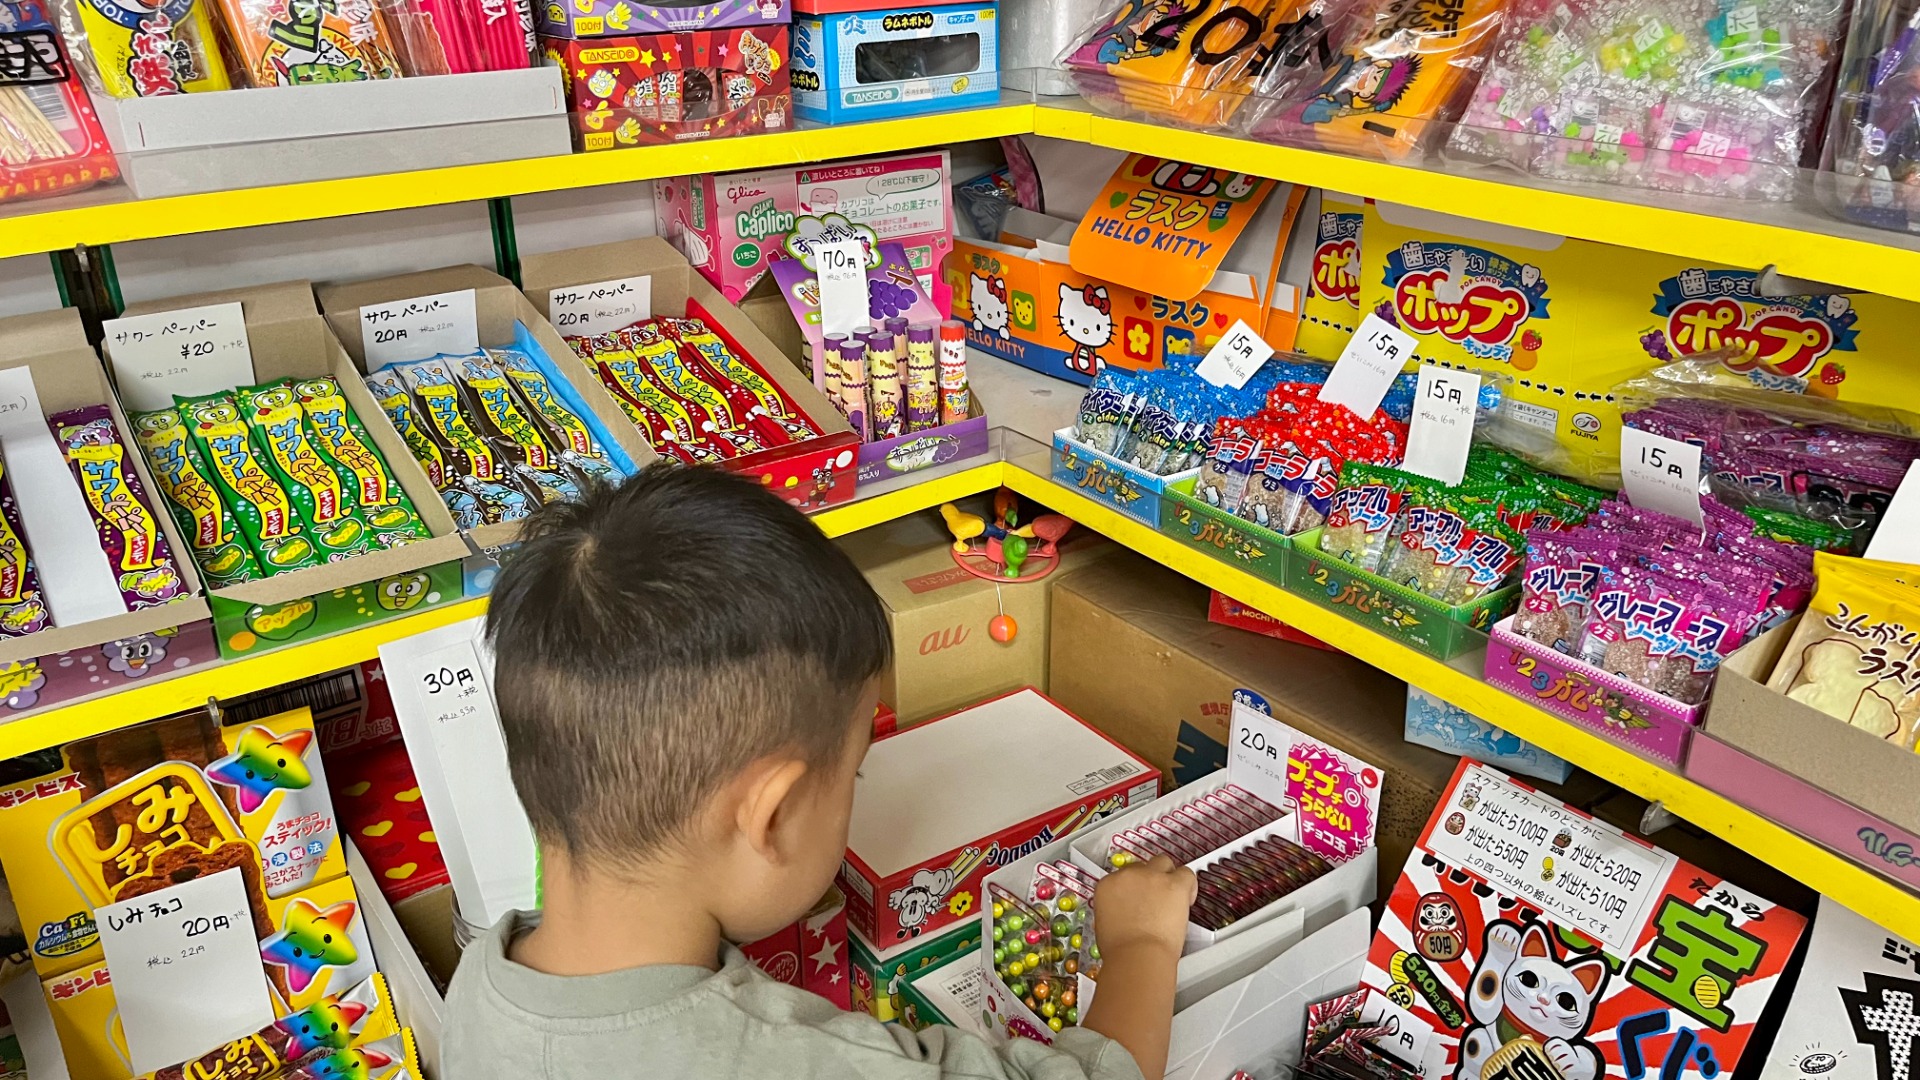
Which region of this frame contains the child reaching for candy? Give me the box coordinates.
[443,466,1197,1080]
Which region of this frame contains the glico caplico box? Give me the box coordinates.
[545,27,792,150]
[947,155,1305,387]
[792,4,999,126]
[838,688,1158,946]
[0,707,345,983]
[849,918,980,1022]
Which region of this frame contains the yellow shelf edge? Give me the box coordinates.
[1002,463,1920,939]
[812,461,1006,538]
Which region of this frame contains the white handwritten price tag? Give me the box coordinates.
[1194,319,1274,389]
[381,616,538,926]
[549,275,652,337]
[816,238,869,339]
[1320,312,1414,419]
[103,302,255,413]
[1866,460,1920,565]
[360,289,480,367]
[1620,427,1704,531]
[95,868,273,1073]
[1402,366,1480,487]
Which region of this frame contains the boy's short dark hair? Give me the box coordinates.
[486,466,891,867]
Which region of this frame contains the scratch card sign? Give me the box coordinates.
[1761,895,1920,1080]
[1364,761,1806,1080]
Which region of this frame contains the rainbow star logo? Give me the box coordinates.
[207,726,314,813]
[274,993,370,1057]
[260,899,359,993]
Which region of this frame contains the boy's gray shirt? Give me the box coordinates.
[443,913,1148,1080]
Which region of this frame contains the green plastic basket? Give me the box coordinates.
[1284,527,1518,660]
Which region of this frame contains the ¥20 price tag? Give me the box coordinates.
[360,289,480,367]
[549,275,652,337]
[815,238,869,339]
[1319,312,1413,419]
[95,868,273,1073]
[103,302,255,412]
[1402,365,1480,487]
[1194,319,1274,389]
[1620,427,1704,531]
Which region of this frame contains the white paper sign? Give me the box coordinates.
[95,868,274,1074]
[102,302,255,412]
[1866,459,1920,564]
[1226,697,1382,863]
[0,367,125,624]
[360,289,480,367]
[381,616,539,927]
[549,275,652,337]
[1319,313,1413,418]
[816,238,868,339]
[1620,427,1704,531]
[1194,319,1275,390]
[1359,988,1434,1065]
[1424,763,1677,956]
[1402,366,1480,486]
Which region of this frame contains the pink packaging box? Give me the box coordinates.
[655,150,953,310]
[1482,615,1702,767]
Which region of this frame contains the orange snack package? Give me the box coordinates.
[215,0,404,86]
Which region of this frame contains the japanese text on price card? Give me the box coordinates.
[1319,312,1413,418]
[816,238,869,339]
[1620,427,1704,532]
[549,275,652,337]
[1402,366,1479,486]
[1195,319,1274,389]
[1226,699,1380,863]
[104,302,255,412]
[95,868,273,1074]
[361,289,480,367]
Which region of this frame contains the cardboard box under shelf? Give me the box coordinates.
[516,237,862,512]
[1484,615,1701,768]
[0,309,217,714]
[1704,617,1920,839]
[1283,527,1514,660]
[1156,474,1291,587]
[315,263,659,589]
[97,68,569,200]
[1051,428,1194,528]
[118,281,472,658]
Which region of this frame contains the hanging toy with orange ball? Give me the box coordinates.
[989,614,1018,643]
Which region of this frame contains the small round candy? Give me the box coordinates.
[1052,915,1072,937]
[1025,928,1045,946]
[992,902,1005,920]
[1064,957,1080,975]
[1065,1007,1079,1024]
[1034,882,1055,901]
[1048,946,1064,962]
[1108,852,1131,868]
[1058,895,1078,913]
[1007,960,1024,977]
[1025,996,1038,1011]
[1024,951,1041,968]
[992,925,1004,943]
[1069,932,1083,949]
[1033,981,1051,1000]
[1041,1001,1057,1018]
[1007,915,1025,931]
[1060,988,1077,1008]
[1048,1017,1064,1032]
[1010,979,1028,997]
[993,946,1006,965]
[1089,943,1101,960]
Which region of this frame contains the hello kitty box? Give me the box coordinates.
[1362,760,1805,1080]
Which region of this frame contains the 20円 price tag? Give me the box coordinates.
[360,289,480,367]
[816,238,869,339]
[1194,319,1274,389]
[103,302,255,412]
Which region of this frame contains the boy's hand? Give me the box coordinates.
[1092,855,1197,960]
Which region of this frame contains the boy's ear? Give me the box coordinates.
[734,757,811,862]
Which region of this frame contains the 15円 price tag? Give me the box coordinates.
[103,302,255,412]
[1402,366,1480,487]
[815,238,869,339]
[1320,313,1413,419]
[1194,319,1274,389]
[95,867,273,1073]
[360,289,480,367]
[549,275,652,337]
[1620,427,1703,532]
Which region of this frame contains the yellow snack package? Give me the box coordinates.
[68,0,234,97]
[1766,552,1920,748]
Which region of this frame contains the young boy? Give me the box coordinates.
[444,467,1197,1080]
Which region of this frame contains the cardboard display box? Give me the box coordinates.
[849,918,980,1022]
[545,27,793,150]
[1047,551,1456,898]
[0,309,218,715]
[792,4,1000,127]
[314,261,658,583]
[839,688,1158,946]
[116,281,473,658]
[840,508,1109,724]
[515,237,863,512]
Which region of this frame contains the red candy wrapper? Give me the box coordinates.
[48,405,186,612]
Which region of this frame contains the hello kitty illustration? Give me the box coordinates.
[1456,921,1607,1080]
[1057,283,1113,376]
[971,274,1010,339]
[887,868,955,938]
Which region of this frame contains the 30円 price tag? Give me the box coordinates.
[1194,319,1275,389]
[1320,313,1414,419]
[360,289,480,367]
[815,238,869,339]
[95,868,273,1073]
[549,275,652,337]
[103,302,255,412]
[1402,366,1480,487]
[1620,427,1704,532]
